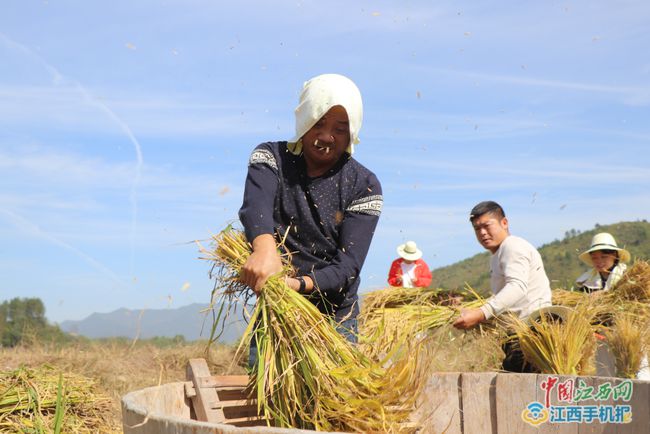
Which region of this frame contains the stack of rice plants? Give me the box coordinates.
[506,304,597,375]
[0,365,115,433]
[358,286,487,359]
[588,260,650,330]
[604,313,650,378]
[202,228,423,433]
[552,288,616,324]
[551,288,588,307]
[610,260,650,302]
[362,286,441,311]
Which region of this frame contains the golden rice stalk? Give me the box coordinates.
[0,365,115,433]
[621,300,650,322]
[604,313,650,379]
[552,288,625,328]
[358,298,485,359]
[201,228,423,433]
[551,288,588,306]
[362,286,441,311]
[506,304,597,375]
[611,260,650,302]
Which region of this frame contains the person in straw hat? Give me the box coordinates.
[387,241,432,288]
[575,233,650,380]
[453,201,552,372]
[238,74,382,360]
[575,232,631,293]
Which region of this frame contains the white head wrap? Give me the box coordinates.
[288,73,363,155]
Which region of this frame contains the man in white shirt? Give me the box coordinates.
[453,201,552,372]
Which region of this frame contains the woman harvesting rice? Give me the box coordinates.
[238,74,382,363]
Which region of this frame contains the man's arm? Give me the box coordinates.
[454,242,531,328]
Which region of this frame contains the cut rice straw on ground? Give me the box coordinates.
[506,304,597,375]
[201,227,425,433]
[0,365,115,433]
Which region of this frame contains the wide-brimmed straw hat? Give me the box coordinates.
[578,232,631,266]
[397,241,422,261]
[526,305,574,326]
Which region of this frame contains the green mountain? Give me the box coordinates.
[431,220,650,293]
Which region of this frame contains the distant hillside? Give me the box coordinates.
[60,303,247,344]
[431,220,650,293]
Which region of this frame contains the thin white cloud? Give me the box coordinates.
[0,84,287,137]
[370,154,650,184]
[0,146,135,187]
[421,67,650,105]
[0,193,103,212]
[0,145,243,248]
[364,108,554,142]
[1,31,146,276]
[0,145,241,192]
[0,209,127,286]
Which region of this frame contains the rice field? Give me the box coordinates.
[2,238,648,432]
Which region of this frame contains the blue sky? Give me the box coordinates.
[2,1,649,324]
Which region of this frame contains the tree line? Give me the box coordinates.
[0,297,69,347]
[1,297,192,348]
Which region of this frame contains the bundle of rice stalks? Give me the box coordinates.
[0,365,115,433]
[551,288,588,307]
[358,285,488,358]
[552,288,623,327]
[506,305,597,375]
[362,286,441,311]
[611,260,650,302]
[604,313,650,379]
[201,228,423,433]
[358,298,487,359]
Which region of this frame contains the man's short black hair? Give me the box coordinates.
[469,201,505,222]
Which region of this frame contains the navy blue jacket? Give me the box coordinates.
[238,142,382,320]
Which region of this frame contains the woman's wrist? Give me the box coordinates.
[296,276,307,293]
[288,275,314,293]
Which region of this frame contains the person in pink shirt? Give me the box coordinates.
[387,241,432,288]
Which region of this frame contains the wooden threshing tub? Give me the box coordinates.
[122,359,650,433]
